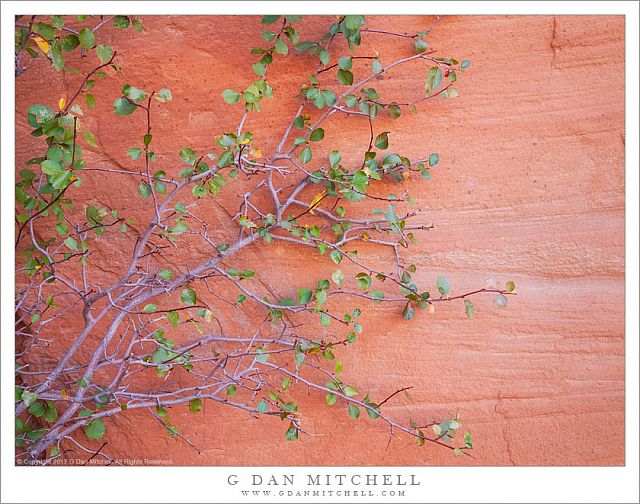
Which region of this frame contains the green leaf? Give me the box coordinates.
[181,288,197,306]
[64,237,79,252]
[180,147,198,165]
[315,289,327,307]
[227,384,237,397]
[252,62,267,76]
[138,181,151,198]
[344,94,358,107]
[113,16,131,29]
[61,34,80,52]
[128,147,143,160]
[371,59,382,74]
[325,393,337,406]
[319,49,330,65]
[21,391,37,407]
[494,294,508,307]
[85,93,96,109]
[142,304,156,313]
[464,431,473,448]
[274,38,288,55]
[28,402,46,417]
[83,131,97,148]
[28,104,54,127]
[95,44,113,63]
[388,104,401,119]
[285,425,299,441]
[464,300,475,319]
[365,403,380,420]
[78,28,95,50]
[320,312,330,327]
[222,89,240,104]
[370,290,385,301]
[337,69,353,86]
[295,41,316,52]
[343,385,358,397]
[156,88,172,102]
[166,311,179,327]
[50,43,64,71]
[429,153,440,167]
[33,22,56,40]
[50,15,64,29]
[338,56,352,70]
[192,184,207,198]
[506,281,516,293]
[348,404,360,420]
[261,15,281,24]
[84,419,105,440]
[300,146,312,164]
[374,131,389,150]
[218,150,234,168]
[43,401,58,422]
[309,128,325,142]
[41,159,64,176]
[425,66,443,94]
[344,15,364,30]
[356,273,371,291]
[256,399,268,413]
[402,302,415,320]
[158,269,173,280]
[189,398,203,413]
[255,351,270,363]
[461,60,471,69]
[298,288,312,304]
[329,150,341,168]
[331,269,343,287]
[415,39,429,54]
[436,275,451,295]
[113,97,136,116]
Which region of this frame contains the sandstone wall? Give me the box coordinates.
[15,15,625,465]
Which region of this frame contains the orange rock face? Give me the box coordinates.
[15,15,624,465]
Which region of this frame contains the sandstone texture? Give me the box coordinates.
[15,15,624,466]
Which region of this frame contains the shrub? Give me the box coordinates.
[14,14,514,463]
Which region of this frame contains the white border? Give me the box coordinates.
[2,2,638,503]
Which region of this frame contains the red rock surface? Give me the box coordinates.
[15,15,625,465]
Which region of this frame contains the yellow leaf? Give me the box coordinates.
[251,148,263,159]
[308,191,326,214]
[240,138,251,145]
[33,36,50,54]
[428,303,436,314]
[61,389,68,399]
[58,98,67,111]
